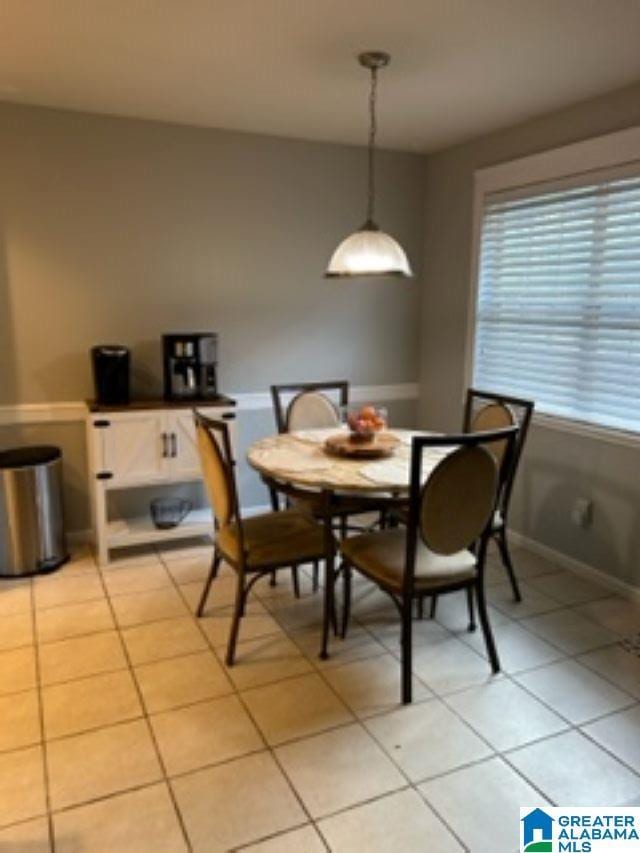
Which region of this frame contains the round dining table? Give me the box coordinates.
[247,426,449,658]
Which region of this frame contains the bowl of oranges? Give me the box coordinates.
[346,405,387,443]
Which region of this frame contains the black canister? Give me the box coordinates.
[91,345,130,405]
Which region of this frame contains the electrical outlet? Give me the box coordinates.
[571,498,593,528]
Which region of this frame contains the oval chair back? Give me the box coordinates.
[419,445,498,557]
[286,391,341,432]
[271,381,349,433]
[463,389,534,521]
[403,427,519,599]
[470,402,515,468]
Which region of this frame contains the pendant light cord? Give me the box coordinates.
[366,65,378,228]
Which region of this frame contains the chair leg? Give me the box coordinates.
[320,514,336,660]
[496,528,522,603]
[291,565,300,598]
[268,486,280,512]
[429,595,438,619]
[341,562,352,639]
[312,561,319,592]
[416,596,424,620]
[476,580,500,673]
[225,580,246,667]
[269,571,277,587]
[401,597,413,704]
[466,586,476,632]
[196,551,221,617]
[339,516,348,540]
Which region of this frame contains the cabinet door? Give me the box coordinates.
[168,410,202,478]
[101,412,168,485]
[168,408,237,479]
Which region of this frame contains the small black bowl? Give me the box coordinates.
[150,497,192,530]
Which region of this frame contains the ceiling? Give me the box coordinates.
[2,0,640,153]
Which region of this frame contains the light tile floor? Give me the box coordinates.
[0,542,639,851]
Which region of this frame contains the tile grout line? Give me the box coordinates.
[29,618,636,830]
[156,547,332,852]
[279,569,640,818]
[5,544,638,847]
[421,597,640,792]
[289,578,499,849]
[164,545,640,818]
[238,566,472,851]
[94,549,194,853]
[29,578,55,852]
[158,549,459,848]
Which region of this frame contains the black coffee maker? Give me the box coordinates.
[162,333,218,400]
[91,345,130,405]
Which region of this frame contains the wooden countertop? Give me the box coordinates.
[86,395,236,413]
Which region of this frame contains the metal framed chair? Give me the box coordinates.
[337,426,519,703]
[270,380,390,595]
[463,388,534,602]
[270,381,346,595]
[271,380,348,434]
[193,411,326,665]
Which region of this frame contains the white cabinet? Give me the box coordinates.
[86,400,236,564]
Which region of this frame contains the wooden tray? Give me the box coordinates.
[324,432,400,459]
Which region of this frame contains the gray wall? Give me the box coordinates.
[2,87,640,586]
[0,102,424,403]
[0,102,424,529]
[419,81,640,587]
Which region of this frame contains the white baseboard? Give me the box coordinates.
[508,529,640,604]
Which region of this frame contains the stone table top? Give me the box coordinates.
[247,427,449,495]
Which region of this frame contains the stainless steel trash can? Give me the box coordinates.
[0,446,69,577]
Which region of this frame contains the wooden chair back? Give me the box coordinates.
[193,411,244,551]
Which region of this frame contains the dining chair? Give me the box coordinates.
[270,381,345,595]
[270,380,387,594]
[337,426,519,703]
[193,410,326,665]
[423,389,533,621]
[463,388,534,602]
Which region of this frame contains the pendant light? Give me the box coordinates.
[325,51,412,278]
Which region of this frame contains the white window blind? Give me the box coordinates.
[473,171,640,434]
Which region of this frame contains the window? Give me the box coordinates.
[473,170,640,434]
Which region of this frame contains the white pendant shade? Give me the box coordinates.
[325,52,413,279]
[325,227,413,278]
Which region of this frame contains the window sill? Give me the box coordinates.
[532,412,640,450]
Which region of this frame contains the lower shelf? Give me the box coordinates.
[106,507,213,548]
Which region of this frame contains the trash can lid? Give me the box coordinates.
[0,446,61,469]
